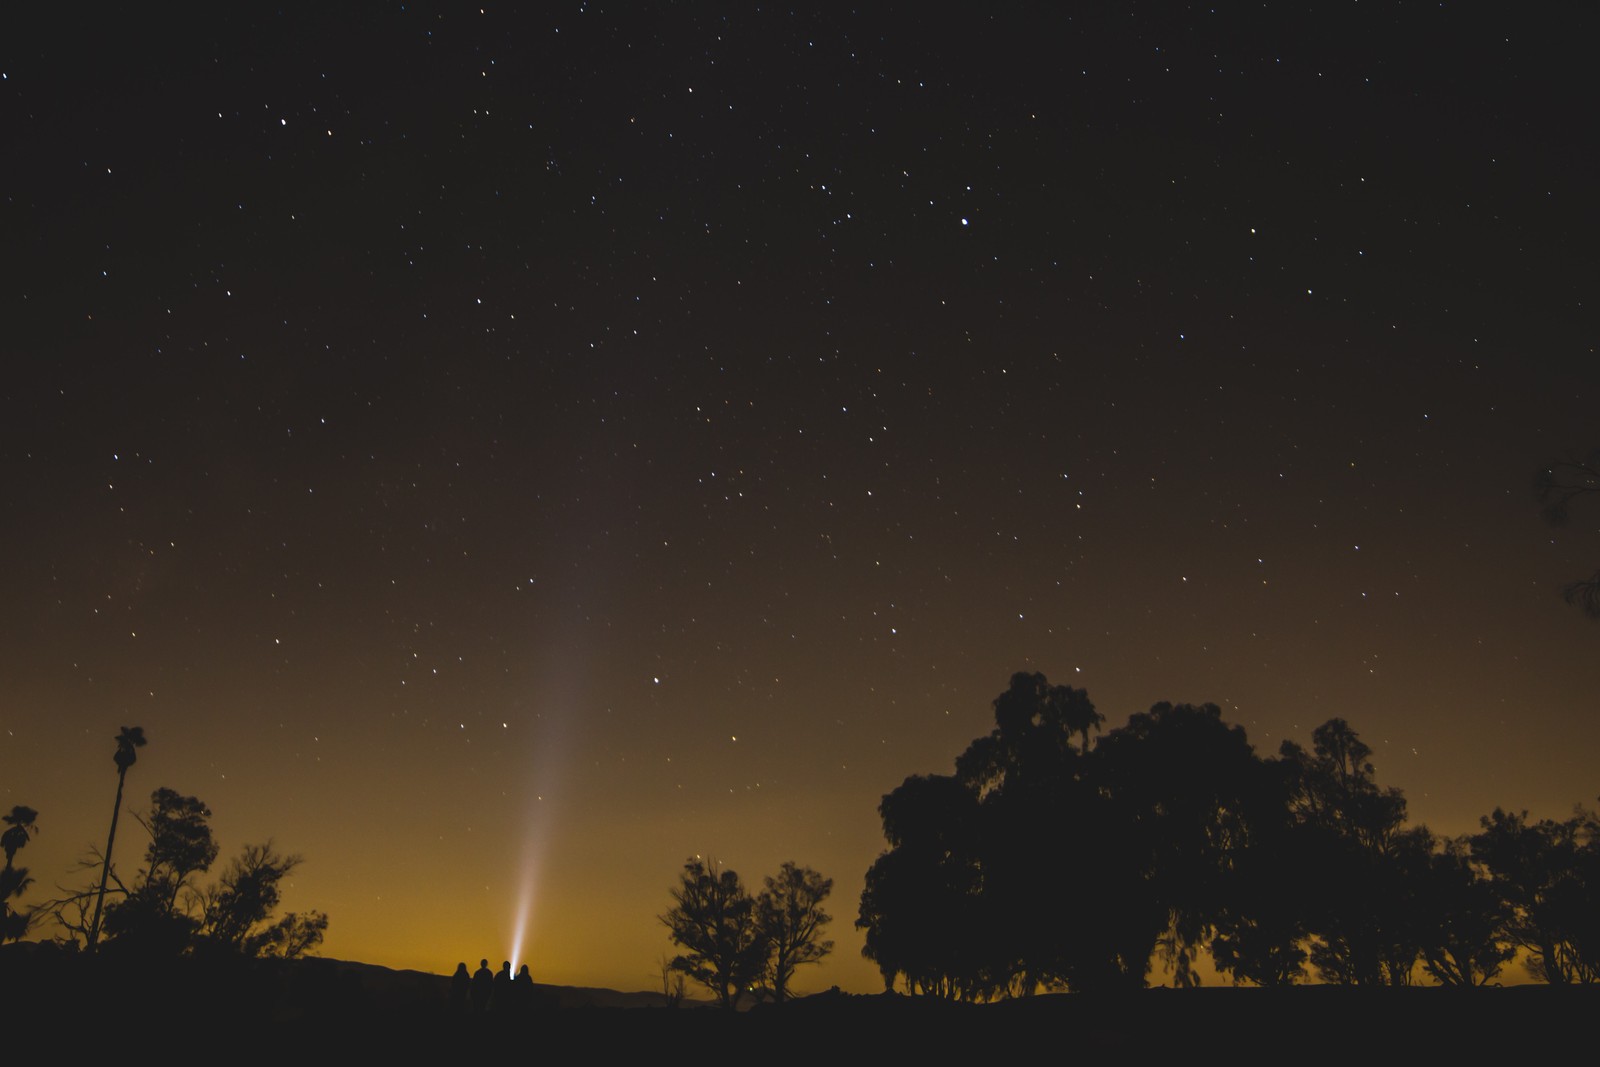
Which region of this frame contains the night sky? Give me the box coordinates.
[3,4,1597,993]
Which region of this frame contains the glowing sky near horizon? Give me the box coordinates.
[2,4,1597,993]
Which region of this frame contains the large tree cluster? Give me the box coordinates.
[17,728,328,961]
[50,787,329,960]
[856,672,1600,996]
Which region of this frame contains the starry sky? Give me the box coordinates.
[3,4,1597,993]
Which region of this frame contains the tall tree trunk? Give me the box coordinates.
[87,766,128,951]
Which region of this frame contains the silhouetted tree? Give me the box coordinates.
[1097,702,1286,988]
[660,858,767,1009]
[955,673,1122,995]
[1535,449,1600,618]
[1277,719,1420,984]
[972,684,1291,991]
[1210,757,1309,986]
[1472,807,1600,983]
[1413,835,1515,986]
[1,805,39,943]
[138,790,218,893]
[756,862,834,1002]
[50,792,326,959]
[199,842,327,958]
[956,672,1103,797]
[858,774,995,999]
[656,953,686,1007]
[1210,892,1308,987]
[101,789,218,954]
[88,725,146,951]
[859,672,1600,992]
[1,806,37,868]
[863,678,1294,995]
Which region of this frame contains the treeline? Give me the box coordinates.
[48,788,328,959]
[2,727,325,960]
[857,672,1600,996]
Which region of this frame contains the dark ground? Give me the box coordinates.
[3,943,1589,1062]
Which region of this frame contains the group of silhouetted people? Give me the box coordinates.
[450,957,539,1017]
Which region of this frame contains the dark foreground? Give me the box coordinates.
[4,944,1591,1063]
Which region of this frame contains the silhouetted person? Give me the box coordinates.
[489,960,512,1012]
[470,958,493,1013]
[449,961,470,1013]
[512,963,534,1014]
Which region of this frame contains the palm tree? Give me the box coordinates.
[1,805,38,869]
[2,805,40,943]
[87,726,146,951]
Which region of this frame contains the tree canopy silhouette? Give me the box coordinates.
[1412,834,1515,985]
[757,862,834,1002]
[1471,806,1600,983]
[1097,701,1287,988]
[1,804,40,943]
[857,774,990,997]
[661,857,835,1006]
[198,841,327,959]
[101,788,218,955]
[856,670,1583,994]
[44,782,326,960]
[1276,718,1419,985]
[1,806,37,868]
[860,675,1305,996]
[660,858,767,1009]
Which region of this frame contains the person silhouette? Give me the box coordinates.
[449,961,471,1013]
[512,962,534,1014]
[470,957,493,1013]
[489,959,513,1012]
